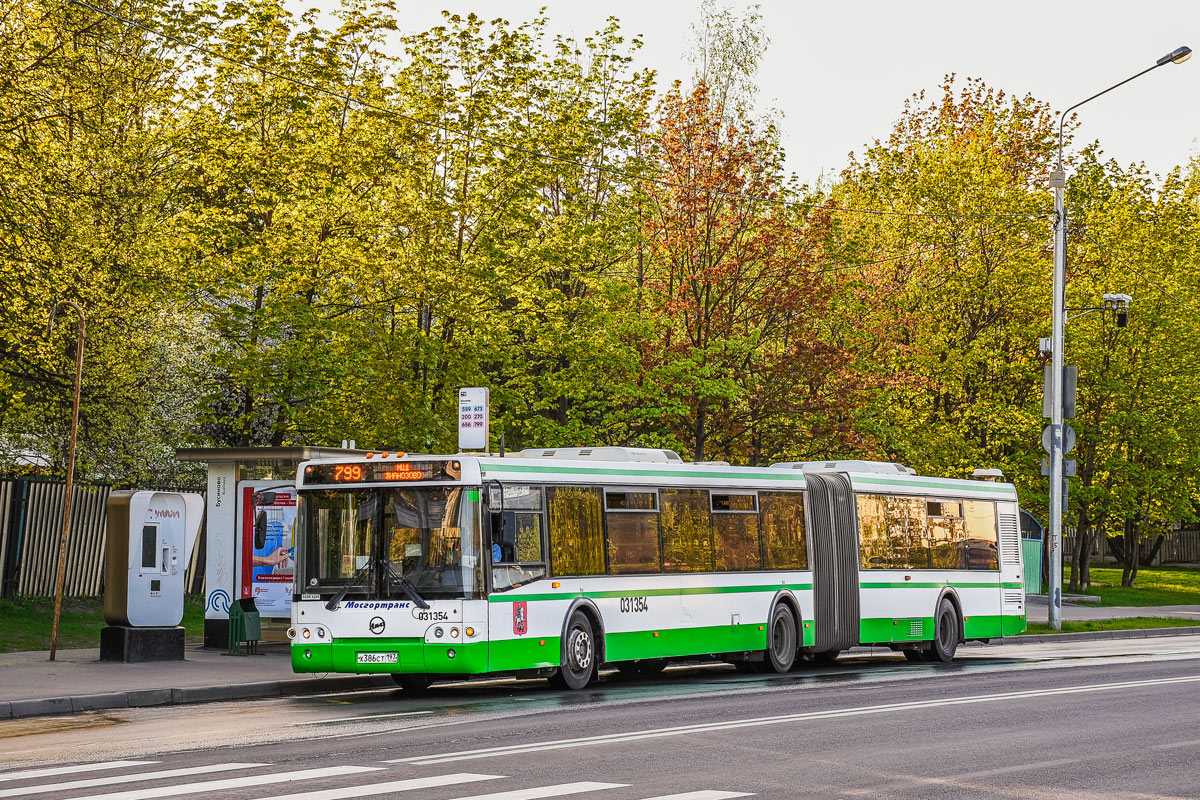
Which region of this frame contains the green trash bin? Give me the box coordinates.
[227,598,262,655]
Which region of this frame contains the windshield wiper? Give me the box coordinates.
[325,560,373,611]
[381,559,431,609]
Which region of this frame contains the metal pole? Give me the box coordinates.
[1049,156,1066,630]
[47,301,85,661]
[1044,47,1187,629]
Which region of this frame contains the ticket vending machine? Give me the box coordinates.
[101,491,204,661]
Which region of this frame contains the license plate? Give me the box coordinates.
[356,652,398,665]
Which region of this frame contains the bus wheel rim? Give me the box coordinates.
[571,629,592,671]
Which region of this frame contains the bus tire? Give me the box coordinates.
[391,673,432,694]
[553,611,596,690]
[929,598,960,662]
[764,603,798,673]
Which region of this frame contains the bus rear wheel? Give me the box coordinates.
[764,603,798,673]
[928,598,960,663]
[552,611,596,690]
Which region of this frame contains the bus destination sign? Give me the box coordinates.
[303,460,461,484]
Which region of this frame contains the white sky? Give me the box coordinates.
[299,0,1200,186]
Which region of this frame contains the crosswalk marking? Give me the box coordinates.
[442,782,628,800]
[638,792,754,799]
[0,761,159,783]
[253,772,505,800]
[57,766,381,800]
[0,763,263,797]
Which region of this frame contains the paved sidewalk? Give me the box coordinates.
[3,605,1200,722]
[0,642,391,720]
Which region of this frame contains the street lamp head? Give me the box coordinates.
[1157,46,1192,66]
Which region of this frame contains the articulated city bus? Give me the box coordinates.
[288,447,1025,690]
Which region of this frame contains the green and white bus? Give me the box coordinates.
[289,447,1025,690]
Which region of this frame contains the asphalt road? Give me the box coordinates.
[3,637,1200,799]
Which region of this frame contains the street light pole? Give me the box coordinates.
[1046,45,1191,630]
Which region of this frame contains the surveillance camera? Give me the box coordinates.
[1102,293,1132,309]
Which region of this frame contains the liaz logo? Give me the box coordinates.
[369,616,386,635]
[513,601,528,636]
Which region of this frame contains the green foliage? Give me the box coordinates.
[0,0,1196,561]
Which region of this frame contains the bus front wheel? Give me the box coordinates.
[553,611,596,690]
[764,603,798,673]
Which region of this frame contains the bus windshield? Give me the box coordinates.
[298,486,483,600]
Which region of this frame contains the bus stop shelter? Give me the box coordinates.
[175,447,363,648]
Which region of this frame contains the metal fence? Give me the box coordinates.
[0,478,206,600]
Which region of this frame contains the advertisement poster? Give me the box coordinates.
[237,481,297,618]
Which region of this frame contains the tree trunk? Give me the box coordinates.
[1141,534,1165,568]
[1121,518,1138,587]
[1078,529,1092,591]
[1068,530,1082,592]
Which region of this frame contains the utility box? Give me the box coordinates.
[101,491,204,661]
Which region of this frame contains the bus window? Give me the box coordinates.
[963,500,999,570]
[713,493,761,571]
[857,494,890,568]
[927,499,965,569]
[605,490,660,573]
[547,486,606,576]
[661,489,713,572]
[491,485,546,591]
[886,496,928,569]
[760,492,807,569]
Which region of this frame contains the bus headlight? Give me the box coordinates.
[465,627,475,637]
[316,627,326,638]
[302,628,311,639]
[434,626,444,638]
[450,627,460,638]
[287,627,297,640]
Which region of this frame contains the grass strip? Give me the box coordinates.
[1023,616,1200,635]
[0,595,206,653]
[1060,566,1200,606]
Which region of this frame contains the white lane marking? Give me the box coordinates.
[293,710,434,726]
[0,761,159,782]
[387,674,1200,765]
[253,772,504,799]
[443,783,628,800]
[638,792,754,799]
[54,766,381,800]
[1152,739,1200,749]
[0,763,264,797]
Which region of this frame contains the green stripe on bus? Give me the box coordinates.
[860,581,1023,590]
[852,476,1017,495]
[491,583,813,603]
[479,463,808,482]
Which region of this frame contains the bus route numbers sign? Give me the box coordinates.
[458,387,490,451]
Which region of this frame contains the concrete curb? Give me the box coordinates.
[1014,625,1200,644]
[1,674,395,721]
